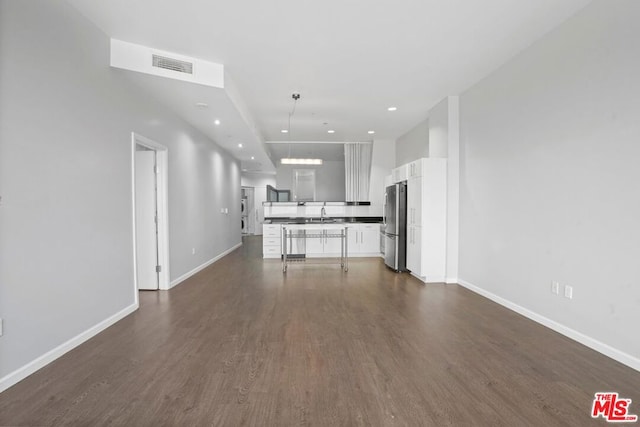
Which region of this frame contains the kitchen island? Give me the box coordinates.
[263,221,381,259]
[281,223,350,272]
[262,201,383,260]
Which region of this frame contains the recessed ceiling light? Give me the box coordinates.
[238,143,243,148]
[327,130,335,134]
[368,130,375,134]
[281,129,288,133]
[214,119,221,125]
[242,169,248,172]
[251,156,255,160]
[195,102,209,108]
[387,107,397,111]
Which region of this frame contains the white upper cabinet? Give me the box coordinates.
[392,164,408,183]
[408,158,423,178]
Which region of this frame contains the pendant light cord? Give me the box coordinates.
[287,95,299,158]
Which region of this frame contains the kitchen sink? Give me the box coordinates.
[305,218,337,223]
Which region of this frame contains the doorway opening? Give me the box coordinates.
[241,187,255,235]
[132,132,170,295]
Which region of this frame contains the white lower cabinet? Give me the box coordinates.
[407,177,422,227]
[263,223,381,258]
[406,225,422,275]
[262,224,281,258]
[347,226,359,254]
[305,232,324,256]
[307,230,343,257]
[347,224,380,255]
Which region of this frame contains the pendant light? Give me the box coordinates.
[280,93,323,166]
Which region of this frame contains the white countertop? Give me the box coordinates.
[264,204,382,218]
[281,223,350,230]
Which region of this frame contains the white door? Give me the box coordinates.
[135,150,159,290]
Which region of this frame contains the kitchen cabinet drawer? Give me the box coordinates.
[263,246,281,258]
[263,245,281,254]
[263,224,281,237]
[263,237,281,246]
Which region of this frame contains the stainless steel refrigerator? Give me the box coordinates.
[383,182,407,271]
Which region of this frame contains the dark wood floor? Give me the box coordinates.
[1,236,638,426]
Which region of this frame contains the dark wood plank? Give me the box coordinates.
[1,236,638,426]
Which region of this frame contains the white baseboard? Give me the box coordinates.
[410,272,447,284]
[457,279,640,372]
[445,277,458,284]
[409,272,424,281]
[0,302,139,394]
[169,242,242,289]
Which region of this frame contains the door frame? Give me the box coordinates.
[131,132,170,296]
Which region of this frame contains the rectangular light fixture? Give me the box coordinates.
[280,158,323,165]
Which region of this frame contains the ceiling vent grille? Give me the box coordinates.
[152,54,193,74]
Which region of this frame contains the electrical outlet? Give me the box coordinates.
[551,281,560,295]
[192,248,196,255]
[564,285,573,299]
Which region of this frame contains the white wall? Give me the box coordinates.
[428,99,449,158]
[241,172,276,189]
[396,119,429,167]
[369,139,396,207]
[459,0,640,366]
[0,0,241,387]
[428,96,460,282]
[276,161,345,201]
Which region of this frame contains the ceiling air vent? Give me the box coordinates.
[152,54,193,74]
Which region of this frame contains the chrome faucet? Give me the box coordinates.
[320,206,326,221]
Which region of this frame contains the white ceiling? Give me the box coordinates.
[67,0,591,172]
